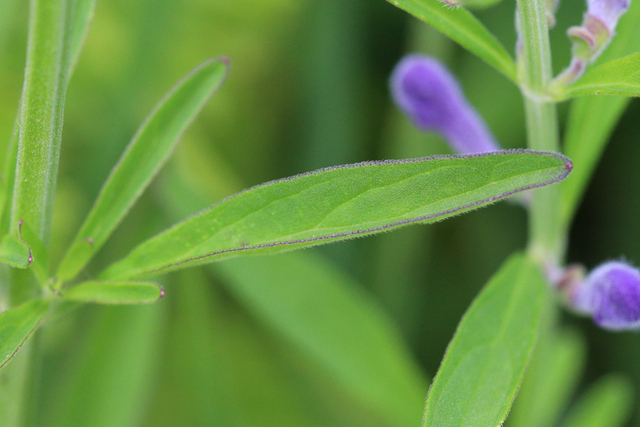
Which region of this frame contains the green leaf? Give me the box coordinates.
[62,281,164,305]
[56,58,230,284]
[385,0,516,81]
[561,375,634,427]
[0,234,32,269]
[423,253,548,427]
[555,53,640,100]
[99,150,571,280]
[507,328,586,427]
[10,0,95,243]
[0,300,49,368]
[215,252,427,426]
[559,1,640,228]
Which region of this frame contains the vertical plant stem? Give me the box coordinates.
[517,0,564,267]
[10,0,69,245]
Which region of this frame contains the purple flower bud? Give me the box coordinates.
[572,261,640,331]
[587,0,630,33]
[390,55,500,154]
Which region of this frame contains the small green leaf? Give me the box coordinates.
[215,252,427,426]
[98,150,571,280]
[560,0,640,228]
[386,0,516,81]
[0,234,32,269]
[62,281,164,305]
[20,221,49,286]
[561,375,634,427]
[56,58,230,284]
[423,253,548,427]
[0,300,49,368]
[555,53,640,100]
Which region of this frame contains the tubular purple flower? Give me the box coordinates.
[587,0,630,33]
[390,55,500,154]
[571,261,640,331]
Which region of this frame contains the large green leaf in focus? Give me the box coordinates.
[423,254,548,427]
[555,53,640,99]
[0,300,49,368]
[99,150,571,280]
[560,0,640,228]
[561,375,634,427]
[56,58,230,284]
[215,252,427,426]
[385,0,516,81]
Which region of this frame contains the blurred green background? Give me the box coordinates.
[0,0,639,425]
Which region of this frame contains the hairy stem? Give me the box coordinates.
[517,0,564,267]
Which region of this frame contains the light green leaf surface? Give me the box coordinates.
[0,300,49,368]
[63,281,164,305]
[10,0,95,243]
[386,0,516,81]
[507,328,586,427]
[561,375,634,427]
[560,1,640,228]
[556,53,640,99]
[56,58,230,284]
[423,254,548,427]
[215,252,427,427]
[99,150,571,280]
[0,235,32,269]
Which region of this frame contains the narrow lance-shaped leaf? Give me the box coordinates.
[0,234,32,270]
[62,281,164,305]
[11,0,94,243]
[0,300,50,368]
[554,53,640,100]
[385,0,517,81]
[423,253,549,427]
[56,58,230,285]
[561,375,634,427]
[99,150,572,281]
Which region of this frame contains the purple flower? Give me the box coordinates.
[572,261,640,331]
[390,55,500,154]
[587,0,630,33]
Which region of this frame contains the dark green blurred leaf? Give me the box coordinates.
[0,299,49,368]
[56,58,230,284]
[215,252,427,426]
[423,253,548,427]
[560,0,640,227]
[386,0,516,81]
[555,53,640,99]
[99,150,571,280]
[561,375,634,427]
[46,304,165,427]
[63,281,163,305]
[0,234,32,269]
[507,328,586,427]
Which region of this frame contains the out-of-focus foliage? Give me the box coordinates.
[0,0,639,425]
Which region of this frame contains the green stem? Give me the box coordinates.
[516,0,564,267]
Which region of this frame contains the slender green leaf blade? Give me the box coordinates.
[386,0,516,81]
[99,150,571,281]
[0,234,32,269]
[507,328,586,427]
[561,375,634,427]
[215,252,428,426]
[423,253,548,427]
[0,300,49,368]
[560,1,640,227]
[65,0,96,77]
[56,58,230,284]
[556,53,640,99]
[63,281,164,305]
